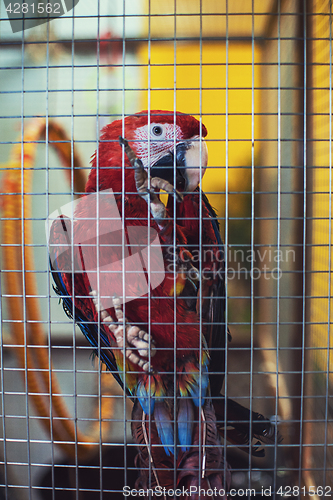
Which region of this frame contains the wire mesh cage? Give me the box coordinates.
[0,0,332,498]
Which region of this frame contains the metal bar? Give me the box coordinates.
[121,1,128,497]
[298,0,308,488]
[274,0,282,493]
[248,0,255,487]
[223,0,229,491]
[322,0,332,488]
[20,22,33,500]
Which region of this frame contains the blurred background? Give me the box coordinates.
[0,0,332,497]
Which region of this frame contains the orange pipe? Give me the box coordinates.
[1,119,115,460]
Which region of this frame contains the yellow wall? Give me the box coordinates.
[309,0,333,378]
[137,41,261,216]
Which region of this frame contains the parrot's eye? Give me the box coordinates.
[151,125,163,137]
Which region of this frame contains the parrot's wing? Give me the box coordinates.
[200,195,281,456]
[48,215,126,392]
[201,191,230,398]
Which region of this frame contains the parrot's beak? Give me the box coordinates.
[150,137,208,193]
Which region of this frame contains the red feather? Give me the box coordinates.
[50,110,230,493]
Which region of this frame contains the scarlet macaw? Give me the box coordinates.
[49,110,276,495]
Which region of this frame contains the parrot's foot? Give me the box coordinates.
[90,291,156,372]
[119,136,183,225]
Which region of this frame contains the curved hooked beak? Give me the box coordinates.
[150,137,208,193]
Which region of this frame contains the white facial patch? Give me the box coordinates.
[133,122,183,168]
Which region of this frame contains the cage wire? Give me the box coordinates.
[0,0,332,498]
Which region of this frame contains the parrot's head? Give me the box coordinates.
[87,110,208,194]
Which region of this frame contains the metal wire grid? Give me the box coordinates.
[0,0,332,498]
[304,0,333,489]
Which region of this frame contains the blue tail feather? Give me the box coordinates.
[189,368,209,407]
[178,398,194,452]
[137,380,155,415]
[154,402,174,456]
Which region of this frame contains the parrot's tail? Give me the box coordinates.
[131,399,230,499]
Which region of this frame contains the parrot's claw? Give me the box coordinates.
[119,135,183,225]
[90,291,156,372]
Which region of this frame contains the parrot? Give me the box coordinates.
[49,110,279,497]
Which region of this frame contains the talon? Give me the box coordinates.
[90,290,103,312]
[113,298,124,322]
[173,189,183,203]
[113,295,122,308]
[100,309,109,321]
[119,136,182,226]
[119,136,141,167]
[114,331,125,346]
[150,177,183,203]
[127,351,140,365]
[119,135,147,187]
[136,358,151,372]
[105,298,156,370]
[127,326,157,358]
[119,136,127,147]
[136,338,155,358]
[134,337,157,358]
[140,330,155,344]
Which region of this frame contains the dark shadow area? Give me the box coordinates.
[38,444,138,499]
